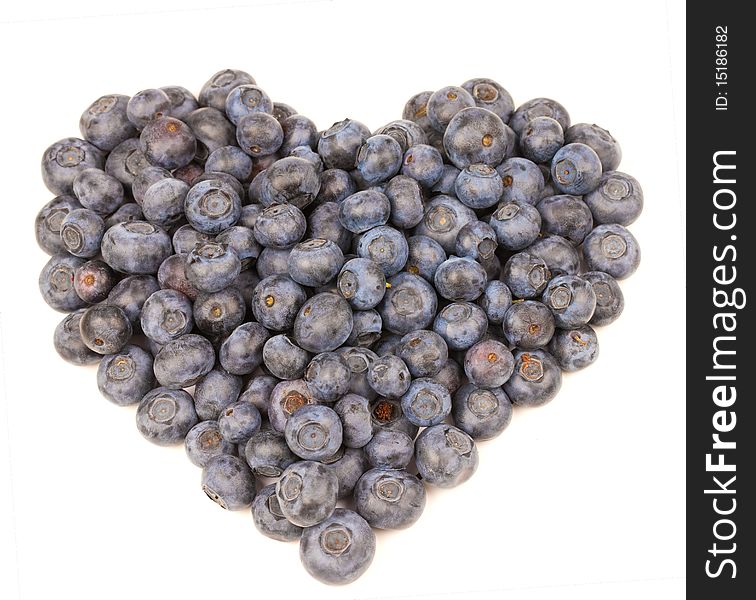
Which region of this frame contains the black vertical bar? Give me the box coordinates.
[687,5,753,597]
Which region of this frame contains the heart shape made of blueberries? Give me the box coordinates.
[36,67,641,585]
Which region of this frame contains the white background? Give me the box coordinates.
[0,1,686,598]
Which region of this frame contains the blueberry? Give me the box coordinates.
[238,203,263,229]
[432,302,488,351]
[414,424,478,488]
[239,374,279,414]
[284,404,342,461]
[105,138,149,190]
[218,400,262,444]
[277,461,339,527]
[405,235,447,282]
[502,251,551,298]
[235,112,282,157]
[304,352,352,402]
[337,347,379,400]
[72,168,124,216]
[73,260,117,303]
[452,384,512,440]
[171,224,211,253]
[355,225,409,277]
[155,250,208,297]
[459,77,512,121]
[132,165,173,206]
[519,116,564,164]
[193,368,243,421]
[373,119,425,150]
[251,274,306,331]
[372,332,403,357]
[286,239,344,288]
[103,203,144,229]
[293,292,353,353]
[455,164,504,209]
[105,274,160,323]
[369,398,419,439]
[195,170,247,202]
[184,242,241,293]
[564,123,622,171]
[402,90,434,132]
[378,176,423,231]
[53,309,100,366]
[488,200,540,252]
[316,169,357,204]
[463,340,514,389]
[160,85,198,120]
[268,379,316,432]
[215,225,261,269]
[77,304,132,355]
[201,454,256,510]
[193,287,246,338]
[550,143,602,195]
[542,275,597,328]
[363,430,414,470]
[139,116,196,170]
[58,208,103,259]
[35,195,82,255]
[354,467,425,533]
[509,98,571,137]
[583,271,625,326]
[434,256,487,302]
[141,177,190,228]
[153,333,215,389]
[354,134,403,185]
[199,69,256,111]
[224,84,273,125]
[431,358,465,397]
[367,354,411,398]
[256,247,292,278]
[260,156,320,209]
[252,484,304,542]
[202,145,254,182]
[548,325,600,372]
[338,190,390,234]
[502,299,555,349]
[400,143,444,188]
[126,89,171,130]
[414,195,476,254]
[426,86,476,133]
[497,157,545,205]
[394,330,447,378]
[185,107,237,158]
[101,221,172,274]
[318,119,371,170]
[244,429,297,478]
[477,280,513,325]
[400,378,451,427]
[277,115,318,155]
[528,235,581,276]
[336,258,386,310]
[96,344,154,406]
[325,447,368,499]
[443,107,513,169]
[503,349,562,407]
[264,334,311,380]
[305,204,351,255]
[582,224,641,279]
[183,178,242,235]
[431,164,461,195]
[346,310,383,347]
[455,220,498,261]
[79,94,137,152]
[299,508,375,585]
[136,387,198,445]
[584,171,643,226]
[330,394,372,449]
[185,420,235,468]
[253,203,306,249]
[378,272,437,334]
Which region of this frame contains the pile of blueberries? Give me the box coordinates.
[35,69,641,585]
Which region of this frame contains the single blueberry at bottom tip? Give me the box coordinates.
[299,508,376,585]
